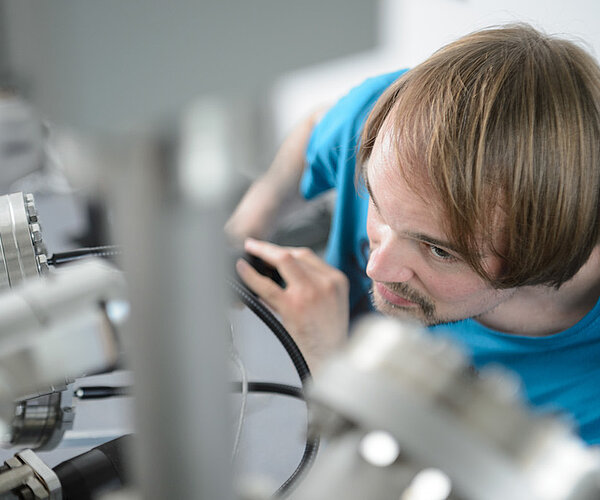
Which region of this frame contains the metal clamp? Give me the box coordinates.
[0,449,61,499]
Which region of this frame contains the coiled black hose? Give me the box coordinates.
[227,277,319,497]
[227,278,311,384]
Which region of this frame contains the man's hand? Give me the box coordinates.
[235,238,349,372]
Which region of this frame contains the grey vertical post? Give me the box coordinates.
[112,97,236,499]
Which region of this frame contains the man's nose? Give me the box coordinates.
[366,237,415,284]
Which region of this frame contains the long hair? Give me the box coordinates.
[359,24,600,288]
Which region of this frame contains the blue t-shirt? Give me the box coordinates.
[300,70,600,445]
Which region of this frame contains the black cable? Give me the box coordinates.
[227,278,319,498]
[233,381,304,400]
[228,278,311,384]
[74,386,131,399]
[47,245,122,266]
[75,382,303,401]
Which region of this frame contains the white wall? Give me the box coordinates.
[270,0,600,147]
[381,0,600,67]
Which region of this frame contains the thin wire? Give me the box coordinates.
[230,323,248,463]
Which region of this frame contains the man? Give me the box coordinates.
[227,24,600,444]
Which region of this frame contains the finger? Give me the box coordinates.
[287,247,347,289]
[235,258,285,309]
[244,238,287,262]
[289,246,329,269]
[244,238,310,284]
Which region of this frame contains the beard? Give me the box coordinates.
[370,281,440,325]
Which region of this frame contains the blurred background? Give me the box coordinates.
[2,0,600,181]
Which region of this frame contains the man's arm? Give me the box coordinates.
[225,106,328,243]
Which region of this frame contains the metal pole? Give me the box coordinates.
[111,97,235,499]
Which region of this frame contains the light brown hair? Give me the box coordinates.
[359,24,600,288]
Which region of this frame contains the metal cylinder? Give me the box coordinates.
[8,391,74,451]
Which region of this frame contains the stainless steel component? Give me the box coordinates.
[290,316,600,500]
[0,449,61,499]
[0,462,34,493]
[0,258,124,441]
[16,449,61,499]
[9,388,75,451]
[0,192,48,289]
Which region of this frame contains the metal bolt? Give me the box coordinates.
[34,241,47,257]
[36,254,49,275]
[26,203,37,219]
[30,223,42,243]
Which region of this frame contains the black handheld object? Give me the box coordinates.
[233,250,286,289]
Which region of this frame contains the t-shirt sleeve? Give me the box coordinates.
[301,69,408,200]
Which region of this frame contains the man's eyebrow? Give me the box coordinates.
[405,232,460,254]
[364,166,460,254]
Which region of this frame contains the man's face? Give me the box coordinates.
[364,132,515,326]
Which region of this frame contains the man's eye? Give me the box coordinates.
[429,245,454,260]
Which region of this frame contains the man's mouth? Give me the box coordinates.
[374,282,418,307]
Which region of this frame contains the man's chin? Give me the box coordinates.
[372,293,425,322]
[371,291,443,326]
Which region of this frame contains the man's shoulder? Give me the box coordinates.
[327,69,409,126]
[306,69,408,161]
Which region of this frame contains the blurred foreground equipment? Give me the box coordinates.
[0,191,124,453]
[290,317,600,500]
[0,258,125,451]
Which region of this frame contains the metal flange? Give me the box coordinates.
[0,192,48,290]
